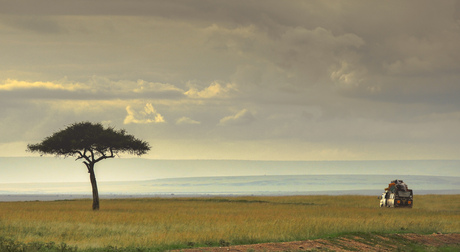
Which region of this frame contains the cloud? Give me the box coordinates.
[219,109,255,126]
[124,103,165,124]
[185,82,237,99]
[0,79,91,101]
[0,16,63,34]
[133,79,184,94]
[281,26,365,50]
[0,77,188,101]
[0,79,83,91]
[176,117,201,125]
[1,1,460,161]
[330,61,368,89]
[87,77,185,100]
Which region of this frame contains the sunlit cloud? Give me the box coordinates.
[219,109,255,126]
[0,79,84,91]
[124,103,165,124]
[176,116,201,125]
[330,61,366,88]
[185,81,237,99]
[133,79,183,93]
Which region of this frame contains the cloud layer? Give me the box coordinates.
[1,0,460,160]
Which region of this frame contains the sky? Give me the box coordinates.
[1,0,460,161]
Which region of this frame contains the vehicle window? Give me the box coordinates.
[398,191,411,197]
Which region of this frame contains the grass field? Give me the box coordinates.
[0,194,459,251]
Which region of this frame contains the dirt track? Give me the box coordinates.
[174,233,460,251]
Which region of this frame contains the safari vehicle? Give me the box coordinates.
[379,179,413,208]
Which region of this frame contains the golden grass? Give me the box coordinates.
[0,195,459,249]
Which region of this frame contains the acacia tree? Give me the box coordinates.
[27,122,150,210]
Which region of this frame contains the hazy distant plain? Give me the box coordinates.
[1,174,458,202]
[1,158,459,201]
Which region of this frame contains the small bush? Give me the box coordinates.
[219,239,230,247]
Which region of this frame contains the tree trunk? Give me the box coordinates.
[88,163,100,211]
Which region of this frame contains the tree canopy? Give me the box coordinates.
[28,122,150,161]
[27,122,150,210]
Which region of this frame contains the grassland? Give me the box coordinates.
[0,194,459,251]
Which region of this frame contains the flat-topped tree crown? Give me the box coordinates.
[27,122,149,158]
[27,122,150,210]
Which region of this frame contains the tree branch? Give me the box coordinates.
[94,148,115,163]
[83,161,90,173]
[89,149,95,162]
[95,148,107,158]
[74,150,84,161]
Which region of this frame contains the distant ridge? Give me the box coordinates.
[1,174,459,199]
[1,157,459,183]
